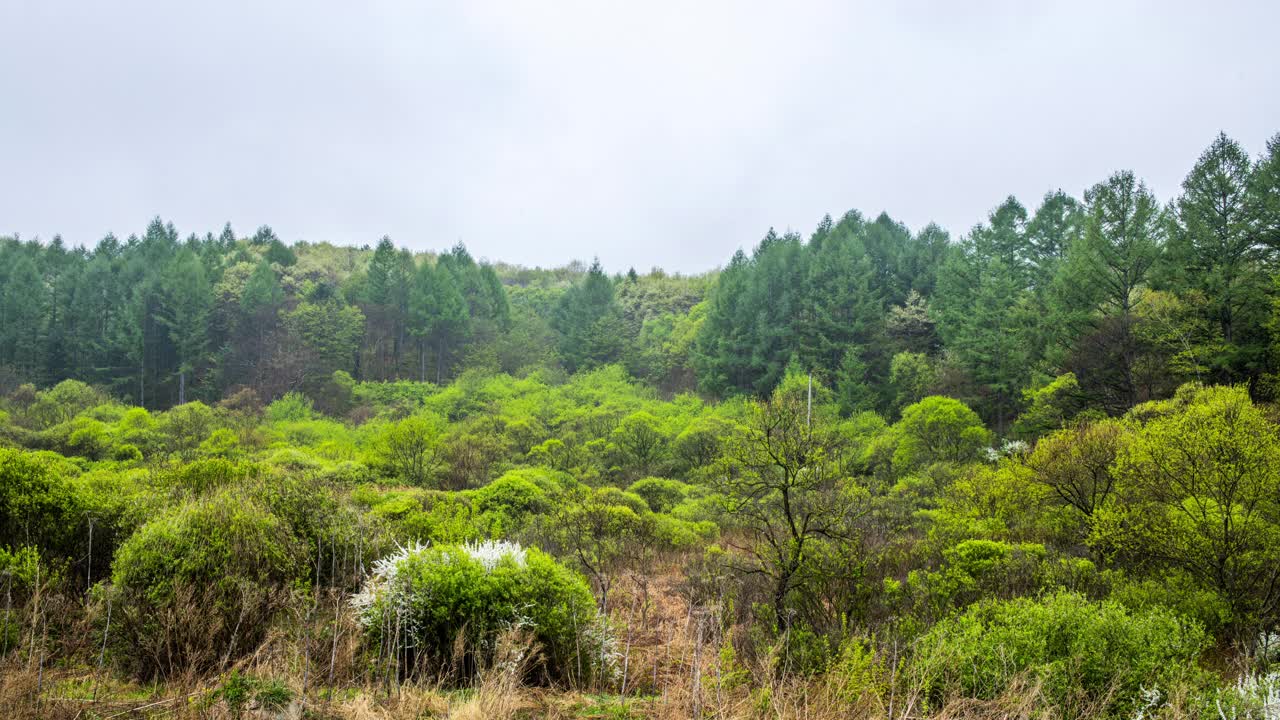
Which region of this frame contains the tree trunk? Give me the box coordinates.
[436,341,445,385]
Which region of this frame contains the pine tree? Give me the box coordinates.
[1054,171,1163,410]
[1163,133,1267,382]
[553,259,623,373]
[158,250,213,404]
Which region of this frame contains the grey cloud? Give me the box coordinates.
[1,0,1277,272]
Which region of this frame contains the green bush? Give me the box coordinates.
[23,380,108,429]
[913,592,1208,717]
[471,471,550,532]
[65,416,111,458]
[593,486,650,516]
[110,490,305,677]
[172,457,254,495]
[113,490,304,605]
[157,402,220,459]
[112,443,143,462]
[215,670,293,716]
[0,448,82,557]
[892,396,990,472]
[361,487,481,544]
[265,391,314,423]
[353,541,610,685]
[197,428,242,459]
[626,477,689,513]
[249,471,341,549]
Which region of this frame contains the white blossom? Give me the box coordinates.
[350,539,529,627]
[463,539,526,571]
[349,539,429,624]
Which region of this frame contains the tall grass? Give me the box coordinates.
[0,563,1253,719]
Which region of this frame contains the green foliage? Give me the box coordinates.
[471,470,551,533]
[1102,384,1280,637]
[913,592,1208,717]
[112,443,143,462]
[0,447,81,556]
[1012,373,1090,439]
[372,413,445,486]
[626,477,689,513]
[354,542,607,684]
[265,391,314,423]
[610,411,669,477]
[892,396,990,472]
[112,490,305,607]
[173,457,253,495]
[110,490,305,676]
[216,670,292,717]
[553,260,624,373]
[888,351,935,415]
[24,380,109,429]
[0,545,42,590]
[157,401,220,459]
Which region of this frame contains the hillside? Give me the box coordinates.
[2,131,1280,718]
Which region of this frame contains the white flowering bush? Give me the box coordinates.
[352,539,612,685]
[1213,671,1280,720]
[984,439,1031,463]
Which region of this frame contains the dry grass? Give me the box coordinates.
[0,564,1228,720]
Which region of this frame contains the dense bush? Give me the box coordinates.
[892,396,990,472]
[913,592,1209,717]
[109,490,306,677]
[352,540,608,685]
[0,447,82,556]
[626,476,689,513]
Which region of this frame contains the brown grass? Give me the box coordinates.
[0,560,1223,720]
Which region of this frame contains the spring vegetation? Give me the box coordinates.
[2,132,1280,719]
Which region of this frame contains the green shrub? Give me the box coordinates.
[157,402,220,459]
[0,545,41,589]
[353,540,610,685]
[115,407,160,453]
[65,416,111,458]
[593,487,650,516]
[362,488,480,544]
[172,458,253,495]
[471,471,550,531]
[249,471,340,548]
[24,380,108,429]
[112,443,143,462]
[626,477,689,513]
[0,448,82,556]
[892,396,990,472]
[652,514,715,550]
[265,391,314,423]
[215,670,293,716]
[197,428,242,459]
[110,490,305,677]
[913,592,1208,717]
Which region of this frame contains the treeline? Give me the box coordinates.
[3,131,1278,431]
[0,229,512,407]
[696,132,1280,431]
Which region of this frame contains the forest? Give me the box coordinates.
[0,131,1279,719]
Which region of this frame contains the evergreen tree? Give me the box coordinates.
[0,250,46,379]
[553,259,623,373]
[1250,133,1280,253]
[158,250,213,404]
[1163,133,1267,382]
[1054,171,1162,410]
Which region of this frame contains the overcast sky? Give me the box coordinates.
[2,1,1277,273]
